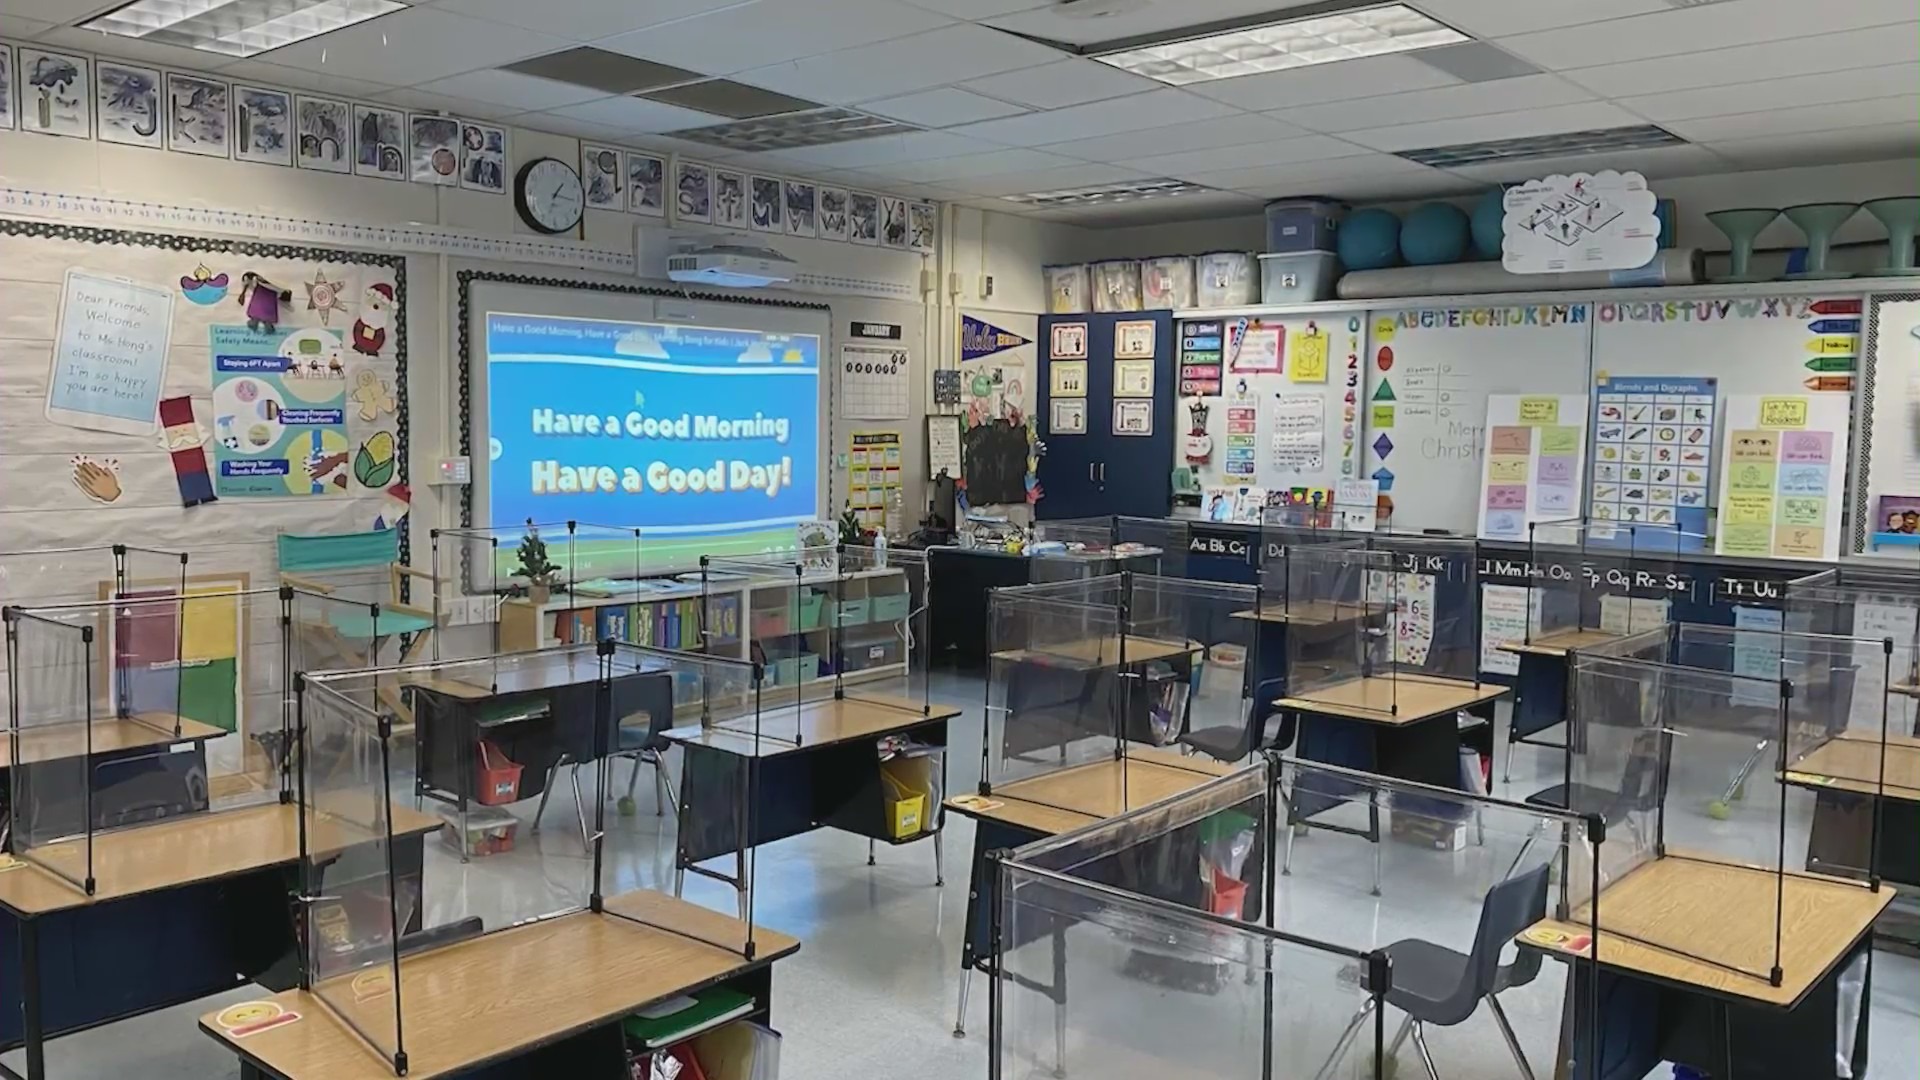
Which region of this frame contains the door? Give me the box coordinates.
[1036,314,1100,520]
[1096,311,1174,518]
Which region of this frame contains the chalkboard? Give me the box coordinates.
[963,419,1028,505]
[1362,304,1592,533]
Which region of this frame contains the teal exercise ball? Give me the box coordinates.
[1338,208,1402,270]
[1470,188,1506,260]
[1402,202,1470,265]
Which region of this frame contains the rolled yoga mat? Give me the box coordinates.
[1335,248,1701,300]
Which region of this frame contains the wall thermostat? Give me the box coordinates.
[435,456,471,484]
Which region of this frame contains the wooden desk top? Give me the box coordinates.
[946,750,1237,836]
[199,891,799,1080]
[1786,733,1920,802]
[1229,601,1376,627]
[0,713,224,768]
[990,635,1198,668]
[1275,673,1508,725]
[1499,627,1624,658]
[0,801,442,916]
[663,694,960,757]
[1522,855,1893,1008]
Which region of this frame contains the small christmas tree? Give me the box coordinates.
[516,518,557,593]
[837,502,866,545]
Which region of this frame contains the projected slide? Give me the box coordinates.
[486,312,820,567]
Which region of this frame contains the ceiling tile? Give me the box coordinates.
[245,7,569,85]
[1705,122,1920,170]
[410,68,611,110]
[1272,74,1593,134]
[2,0,120,21]
[1415,0,1669,37]
[1049,190,1265,227]
[1341,101,1642,153]
[626,135,749,161]
[1560,25,1920,99]
[733,22,1063,104]
[1038,113,1302,163]
[1443,143,1729,186]
[777,129,997,167]
[903,0,1046,16]
[946,89,1238,147]
[951,163,1153,198]
[865,147,1080,183]
[428,0,754,41]
[1496,0,1919,70]
[958,58,1157,111]
[984,0,1283,46]
[3,15,54,36]
[1666,94,1920,144]
[1187,54,1463,111]
[35,25,221,69]
[548,95,729,133]
[510,110,633,141]
[599,0,950,77]
[375,86,520,120]
[210,59,395,100]
[861,87,1026,127]
[1324,172,1486,202]
[1618,64,1920,123]
[1181,154,1438,195]
[1129,134,1372,177]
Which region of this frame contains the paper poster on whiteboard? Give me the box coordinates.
[1590,375,1715,544]
[1715,393,1848,561]
[1476,394,1588,541]
[47,270,175,434]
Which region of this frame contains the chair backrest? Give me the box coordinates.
[1611,726,1668,818]
[278,528,401,574]
[1469,860,1552,994]
[608,668,677,752]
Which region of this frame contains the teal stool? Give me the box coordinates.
[1782,202,1859,280]
[1705,208,1778,283]
[1864,196,1920,275]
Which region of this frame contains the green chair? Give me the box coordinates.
[279,528,444,730]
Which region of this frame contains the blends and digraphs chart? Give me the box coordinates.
[1590,376,1716,541]
[839,342,909,420]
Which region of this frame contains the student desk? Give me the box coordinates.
[993,636,1201,760]
[198,890,801,1080]
[0,802,438,1080]
[1787,733,1920,890]
[0,714,224,767]
[1275,673,1509,790]
[944,750,1238,1035]
[1524,856,1894,1078]
[664,695,963,908]
[1499,629,1627,776]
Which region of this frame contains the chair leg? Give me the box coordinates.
[626,755,643,799]
[1282,802,1298,876]
[1310,997,1375,1080]
[660,763,678,818]
[1409,1021,1440,1080]
[1504,825,1541,882]
[532,755,568,834]
[868,838,877,866]
[1503,727,1517,784]
[1388,1013,1414,1058]
[569,762,591,855]
[1488,996,1537,1080]
[953,967,971,1038]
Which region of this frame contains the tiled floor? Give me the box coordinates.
[7,671,1917,1079]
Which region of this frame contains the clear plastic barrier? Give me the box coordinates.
[836,545,930,718]
[1525,518,1688,646]
[432,521,642,657]
[1128,575,1257,758]
[986,587,1130,803]
[1283,545,1396,714]
[1,545,188,721]
[1365,532,1483,685]
[5,608,95,892]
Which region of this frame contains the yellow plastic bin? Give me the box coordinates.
[880,754,935,839]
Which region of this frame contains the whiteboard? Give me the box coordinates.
[1362,304,1591,534]
[1590,293,1864,531]
[1175,313,1358,502]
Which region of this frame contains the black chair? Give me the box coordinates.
[1177,675,1295,762]
[534,670,677,848]
[1316,861,1552,1080]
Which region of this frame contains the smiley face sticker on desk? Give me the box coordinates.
[215,1000,304,1039]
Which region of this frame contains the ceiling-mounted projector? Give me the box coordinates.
[665,238,797,288]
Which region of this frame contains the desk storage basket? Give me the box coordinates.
[868,591,911,623]
[797,590,828,630]
[834,597,870,627]
[474,739,523,806]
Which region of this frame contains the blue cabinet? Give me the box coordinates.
[1035,312,1175,520]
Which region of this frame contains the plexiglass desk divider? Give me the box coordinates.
[432,520,643,659]
[1364,532,1485,690]
[4,586,302,899]
[990,763,1396,1080]
[1126,575,1258,757]
[1523,518,1692,646]
[1565,647,1853,990]
[703,551,819,748]
[984,586,1129,810]
[1786,562,1920,736]
[1283,545,1399,718]
[836,544,932,718]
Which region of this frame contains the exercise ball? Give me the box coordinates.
[1339,208,1402,270]
[1469,188,1506,260]
[1401,202,1470,265]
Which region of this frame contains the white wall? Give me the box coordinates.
[1068,158,1920,271]
[0,113,1084,575]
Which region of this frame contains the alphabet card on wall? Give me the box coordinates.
[1715,393,1848,561]
[1476,394,1588,541]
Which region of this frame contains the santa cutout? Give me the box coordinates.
[352,282,392,357]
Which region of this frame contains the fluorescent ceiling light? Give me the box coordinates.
[1094,3,1468,86]
[82,0,403,58]
[1002,178,1207,208]
[1397,124,1686,168]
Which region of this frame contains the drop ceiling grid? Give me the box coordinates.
[1,0,1913,223]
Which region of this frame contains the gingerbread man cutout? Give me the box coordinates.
[349,369,396,422]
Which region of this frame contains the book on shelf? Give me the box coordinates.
[622,987,755,1049]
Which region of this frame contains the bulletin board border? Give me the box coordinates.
[452,270,833,535]
[0,216,411,561]
[1853,291,1920,554]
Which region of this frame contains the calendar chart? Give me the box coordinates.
[840,342,910,420]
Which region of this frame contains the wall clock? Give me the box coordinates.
[514,157,584,235]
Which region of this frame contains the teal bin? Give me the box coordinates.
[869,592,911,622]
[834,598,870,627]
